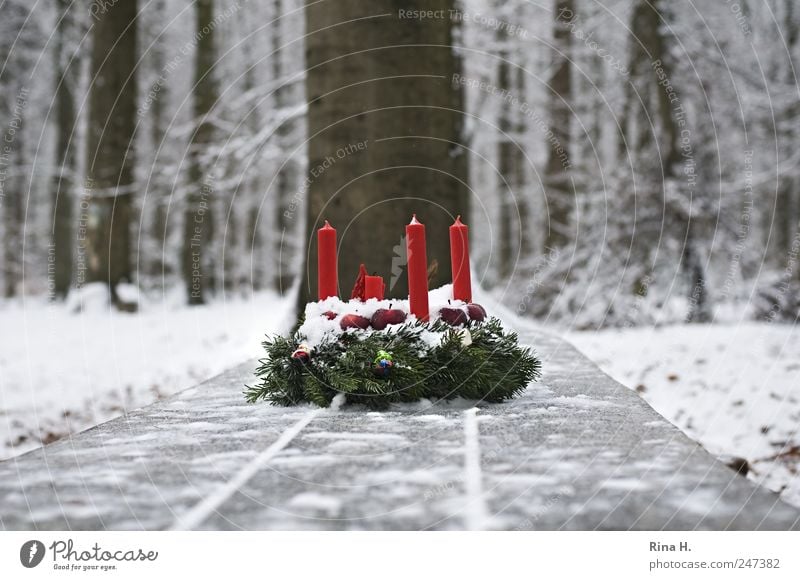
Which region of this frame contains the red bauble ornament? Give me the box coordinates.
[466,303,487,321]
[340,313,371,330]
[291,343,312,365]
[439,307,468,326]
[370,307,407,330]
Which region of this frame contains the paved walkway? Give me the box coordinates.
[1,327,798,530]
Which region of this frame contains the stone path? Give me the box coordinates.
[1,327,798,530]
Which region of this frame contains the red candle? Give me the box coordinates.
[405,214,429,321]
[317,220,337,300]
[449,215,472,302]
[365,275,385,300]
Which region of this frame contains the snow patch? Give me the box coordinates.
[329,393,347,412]
[287,492,342,516]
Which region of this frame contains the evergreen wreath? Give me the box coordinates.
[246,311,541,410]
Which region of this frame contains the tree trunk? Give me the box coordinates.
[183,0,217,305]
[84,0,138,306]
[630,0,710,321]
[3,130,25,299]
[544,0,574,252]
[272,0,296,294]
[300,0,469,309]
[496,36,529,282]
[235,5,264,292]
[1,4,35,298]
[640,2,680,171]
[146,0,170,289]
[514,62,531,263]
[51,0,77,299]
[497,52,513,283]
[774,0,800,279]
[621,0,665,272]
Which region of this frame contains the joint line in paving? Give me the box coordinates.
[463,407,489,530]
[170,409,321,530]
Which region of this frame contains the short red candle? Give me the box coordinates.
[449,215,472,302]
[405,214,429,321]
[365,275,384,300]
[317,220,338,300]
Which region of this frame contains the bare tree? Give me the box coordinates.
[543,0,574,252]
[496,25,530,282]
[1,2,40,298]
[50,0,80,298]
[271,0,297,294]
[141,0,172,291]
[83,0,138,307]
[182,0,218,305]
[617,0,712,321]
[773,0,800,275]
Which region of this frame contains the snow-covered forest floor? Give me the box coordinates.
[0,291,291,461]
[568,323,800,508]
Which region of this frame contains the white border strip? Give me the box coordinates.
[463,407,489,530]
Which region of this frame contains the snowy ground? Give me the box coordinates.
[0,290,292,461]
[568,323,800,508]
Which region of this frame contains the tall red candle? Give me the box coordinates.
[449,215,472,302]
[365,275,384,300]
[405,215,429,321]
[317,220,337,300]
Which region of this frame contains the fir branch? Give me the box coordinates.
[246,317,541,409]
